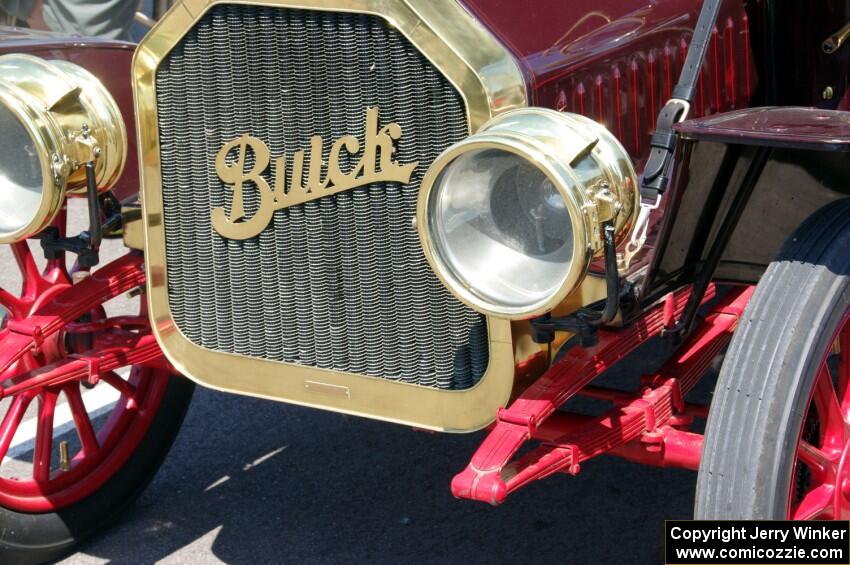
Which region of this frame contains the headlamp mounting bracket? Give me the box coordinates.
[530,219,623,347]
[39,133,121,268]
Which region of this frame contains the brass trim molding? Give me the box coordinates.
[133,0,528,432]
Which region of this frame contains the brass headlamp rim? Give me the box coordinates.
[417,107,640,321]
[0,82,67,244]
[417,134,594,320]
[51,59,129,195]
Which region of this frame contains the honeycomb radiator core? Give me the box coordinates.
[154,5,489,389]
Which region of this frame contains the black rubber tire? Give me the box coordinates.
[695,198,850,518]
[0,374,194,564]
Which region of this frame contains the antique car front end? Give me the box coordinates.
[5,0,850,561]
[133,0,645,432]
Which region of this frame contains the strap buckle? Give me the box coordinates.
[639,97,691,199]
[662,98,691,126]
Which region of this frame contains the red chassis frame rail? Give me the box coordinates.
[452,284,754,505]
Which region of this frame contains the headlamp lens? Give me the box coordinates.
[0,102,44,237]
[428,147,574,315]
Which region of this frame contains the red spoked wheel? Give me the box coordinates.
[0,234,193,564]
[697,198,850,520]
[789,316,850,520]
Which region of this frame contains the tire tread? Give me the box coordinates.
[697,198,850,518]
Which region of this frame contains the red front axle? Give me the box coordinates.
[452,285,754,505]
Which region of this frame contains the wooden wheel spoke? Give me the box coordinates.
[839,325,850,421]
[0,288,24,320]
[32,391,57,482]
[792,483,835,520]
[814,365,846,448]
[101,371,137,400]
[0,393,34,463]
[0,213,170,512]
[65,386,99,455]
[11,242,43,299]
[797,440,836,482]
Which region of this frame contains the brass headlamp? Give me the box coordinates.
[417,108,638,320]
[0,54,127,243]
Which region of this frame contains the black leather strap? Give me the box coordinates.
[641,0,725,200]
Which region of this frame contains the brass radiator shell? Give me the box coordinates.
[133,0,527,432]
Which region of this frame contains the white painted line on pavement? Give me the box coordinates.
[242,446,287,471]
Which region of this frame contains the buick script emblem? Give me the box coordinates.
[211,107,418,240]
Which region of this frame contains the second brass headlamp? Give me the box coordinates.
[0,54,127,244]
[417,108,639,320]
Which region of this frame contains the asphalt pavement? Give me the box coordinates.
[0,202,711,564]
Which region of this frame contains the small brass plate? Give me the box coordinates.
[305,381,351,399]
